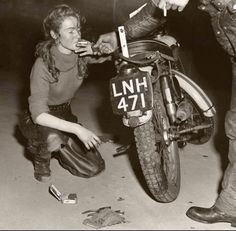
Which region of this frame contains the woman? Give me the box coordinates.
[19,4,110,182]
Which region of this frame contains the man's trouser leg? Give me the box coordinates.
[215,62,236,216]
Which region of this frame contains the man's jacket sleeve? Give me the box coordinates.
[199,0,236,57]
[123,0,166,41]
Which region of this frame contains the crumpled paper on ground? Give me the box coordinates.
[82,207,126,229]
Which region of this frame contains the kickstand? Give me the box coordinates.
[113,142,135,157]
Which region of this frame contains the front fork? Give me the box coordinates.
[159,73,213,145]
[159,73,192,144]
[160,74,178,125]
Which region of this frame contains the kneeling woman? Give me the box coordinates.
[19,4,110,182]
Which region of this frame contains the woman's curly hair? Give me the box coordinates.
[35,4,88,82]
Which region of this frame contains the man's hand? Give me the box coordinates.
[93,32,118,55]
[158,0,190,11]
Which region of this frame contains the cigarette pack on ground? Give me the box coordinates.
[49,184,78,204]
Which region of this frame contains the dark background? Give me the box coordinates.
[0,0,232,90]
[0,0,147,72]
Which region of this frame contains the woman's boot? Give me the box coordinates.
[33,144,51,182]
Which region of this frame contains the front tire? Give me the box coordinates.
[134,84,181,203]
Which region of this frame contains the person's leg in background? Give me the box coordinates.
[186,61,236,227]
[214,61,236,216]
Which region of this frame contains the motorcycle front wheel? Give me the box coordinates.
[134,83,180,203]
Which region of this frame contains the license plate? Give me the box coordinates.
[110,71,153,115]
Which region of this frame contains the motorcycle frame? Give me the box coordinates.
[120,35,216,128]
[121,67,216,128]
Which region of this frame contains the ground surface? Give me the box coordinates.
[0,70,234,230]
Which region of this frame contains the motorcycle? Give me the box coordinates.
[109,27,216,203]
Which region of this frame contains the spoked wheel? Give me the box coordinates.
[134,83,180,203]
[182,90,215,145]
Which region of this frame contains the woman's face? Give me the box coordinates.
[55,16,81,54]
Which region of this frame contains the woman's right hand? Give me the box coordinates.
[73,124,101,150]
[35,113,102,150]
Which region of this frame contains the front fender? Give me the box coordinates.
[172,70,216,117]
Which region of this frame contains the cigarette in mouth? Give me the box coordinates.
[76,41,89,46]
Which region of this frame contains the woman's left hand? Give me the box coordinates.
[74,40,93,56]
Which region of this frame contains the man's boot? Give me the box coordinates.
[186,205,236,227]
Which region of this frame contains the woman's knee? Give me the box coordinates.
[85,158,105,177]
[68,154,105,178]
